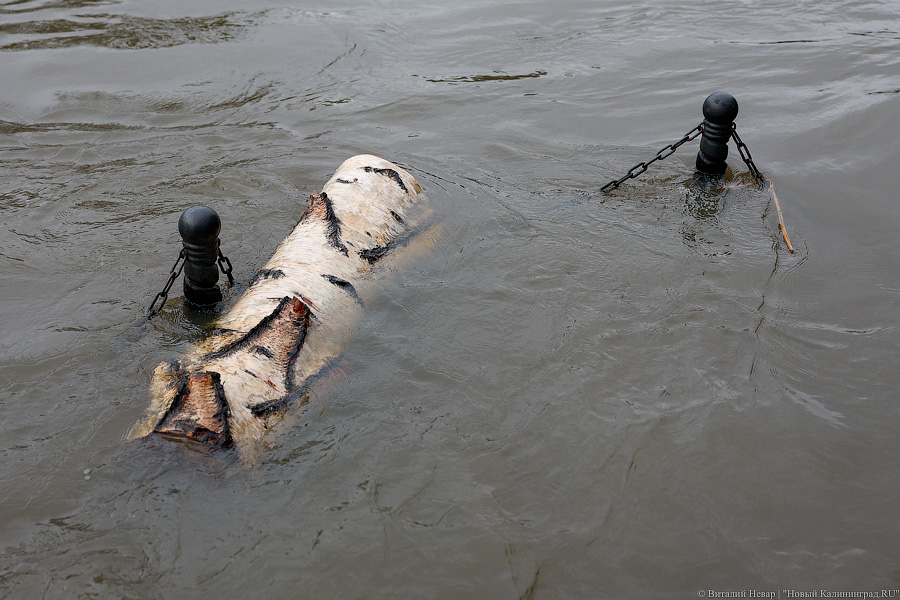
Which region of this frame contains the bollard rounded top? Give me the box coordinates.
[702,92,739,125]
[178,205,221,246]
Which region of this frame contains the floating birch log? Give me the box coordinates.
[128,155,426,461]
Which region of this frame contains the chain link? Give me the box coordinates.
[217,246,235,286]
[730,125,765,183]
[599,123,703,194]
[147,250,185,318]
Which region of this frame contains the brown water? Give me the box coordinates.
[2,0,899,597]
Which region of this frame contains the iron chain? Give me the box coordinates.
[217,247,235,286]
[592,116,789,251]
[730,125,765,183]
[599,123,703,194]
[146,250,185,318]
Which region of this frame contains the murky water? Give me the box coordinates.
[2,0,899,597]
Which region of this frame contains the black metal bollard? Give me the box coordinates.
[178,205,224,307]
[695,92,739,177]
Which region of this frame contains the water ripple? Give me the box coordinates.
[0,12,248,50]
[421,71,548,84]
[0,0,117,15]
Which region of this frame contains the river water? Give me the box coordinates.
[2,0,899,597]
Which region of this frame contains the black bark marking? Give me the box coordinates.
[250,387,307,418]
[320,192,349,256]
[390,210,405,224]
[283,322,307,394]
[249,397,289,418]
[322,273,363,305]
[358,244,390,264]
[364,166,409,194]
[249,268,285,286]
[199,296,310,363]
[335,178,357,184]
[251,345,274,359]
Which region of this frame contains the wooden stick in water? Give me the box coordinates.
[767,180,794,253]
[722,179,794,253]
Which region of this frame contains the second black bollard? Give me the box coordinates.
[178,205,224,307]
[695,92,739,177]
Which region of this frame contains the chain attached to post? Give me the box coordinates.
[731,125,764,183]
[217,246,234,286]
[595,112,794,253]
[730,125,794,253]
[147,250,186,318]
[599,123,703,194]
